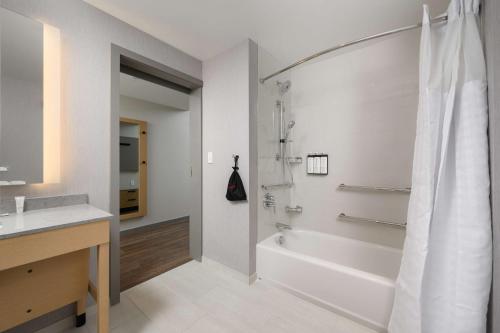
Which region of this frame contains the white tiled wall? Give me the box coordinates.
[257,30,425,248]
[257,48,292,242]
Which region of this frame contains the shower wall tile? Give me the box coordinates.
[257,47,292,241]
[279,30,423,248]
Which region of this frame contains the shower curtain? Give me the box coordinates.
[389,1,491,332]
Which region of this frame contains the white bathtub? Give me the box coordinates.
[256,229,402,332]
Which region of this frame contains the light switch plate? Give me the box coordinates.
[208,152,214,164]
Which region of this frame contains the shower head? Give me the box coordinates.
[284,120,295,141]
[277,80,291,96]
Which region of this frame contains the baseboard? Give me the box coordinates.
[202,256,257,285]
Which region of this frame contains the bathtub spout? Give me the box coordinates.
[275,222,292,231]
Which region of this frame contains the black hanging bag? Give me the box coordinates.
[226,155,247,201]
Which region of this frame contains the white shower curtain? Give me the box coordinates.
[389,0,491,332]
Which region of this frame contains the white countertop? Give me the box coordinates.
[0,204,112,240]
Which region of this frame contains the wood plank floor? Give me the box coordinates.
[120,218,191,291]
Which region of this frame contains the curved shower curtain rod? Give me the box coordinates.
[259,15,448,84]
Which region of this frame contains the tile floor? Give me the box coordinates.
[54,260,375,333]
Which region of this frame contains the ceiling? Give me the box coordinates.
[85,0,449,64]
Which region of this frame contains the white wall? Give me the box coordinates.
[286,32,422,248]
[202,39,258,276]
[119,95,190,231]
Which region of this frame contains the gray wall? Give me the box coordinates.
[248,41,259,275]
[485,0,500,331]
[119,95,191,231]
[0,0,201,331]
[202,39,258,276]
[189,88,203,261]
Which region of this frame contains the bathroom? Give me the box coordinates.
[0,0,499,333]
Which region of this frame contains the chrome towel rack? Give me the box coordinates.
[337,183,411,194]
[338,213,406,228]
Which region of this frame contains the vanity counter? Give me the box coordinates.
[0,204,112,240]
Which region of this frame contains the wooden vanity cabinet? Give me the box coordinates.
[0,250,89,330]
[0,220,110,333]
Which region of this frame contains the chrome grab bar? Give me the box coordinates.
[337,183,411,193]
[261,183,293,190]
[285,205,302,214]
[338,213,406,228]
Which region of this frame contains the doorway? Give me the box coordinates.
[110,46,203,301]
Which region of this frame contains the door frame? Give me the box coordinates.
[110,45,203,304]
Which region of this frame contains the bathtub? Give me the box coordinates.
[256,229,402,332]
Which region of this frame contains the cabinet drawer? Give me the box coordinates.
[0,249,89,331]
[120,190,138,209]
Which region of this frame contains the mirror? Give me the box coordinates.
[0,8,44,184]
[119,117,147,220]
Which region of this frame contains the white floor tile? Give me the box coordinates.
[109,314,159,333]
[184,313,258,333]
[84,294,146,332]
[125,278,207,332]
[39,260,376,333]
[153,262,219,302]
[60,326,89,333]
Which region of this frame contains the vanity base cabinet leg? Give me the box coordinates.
[75,313,86,327]
[97,242,109,333]
[76,296,87,327]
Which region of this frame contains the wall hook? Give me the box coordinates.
[232,154,239,170]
